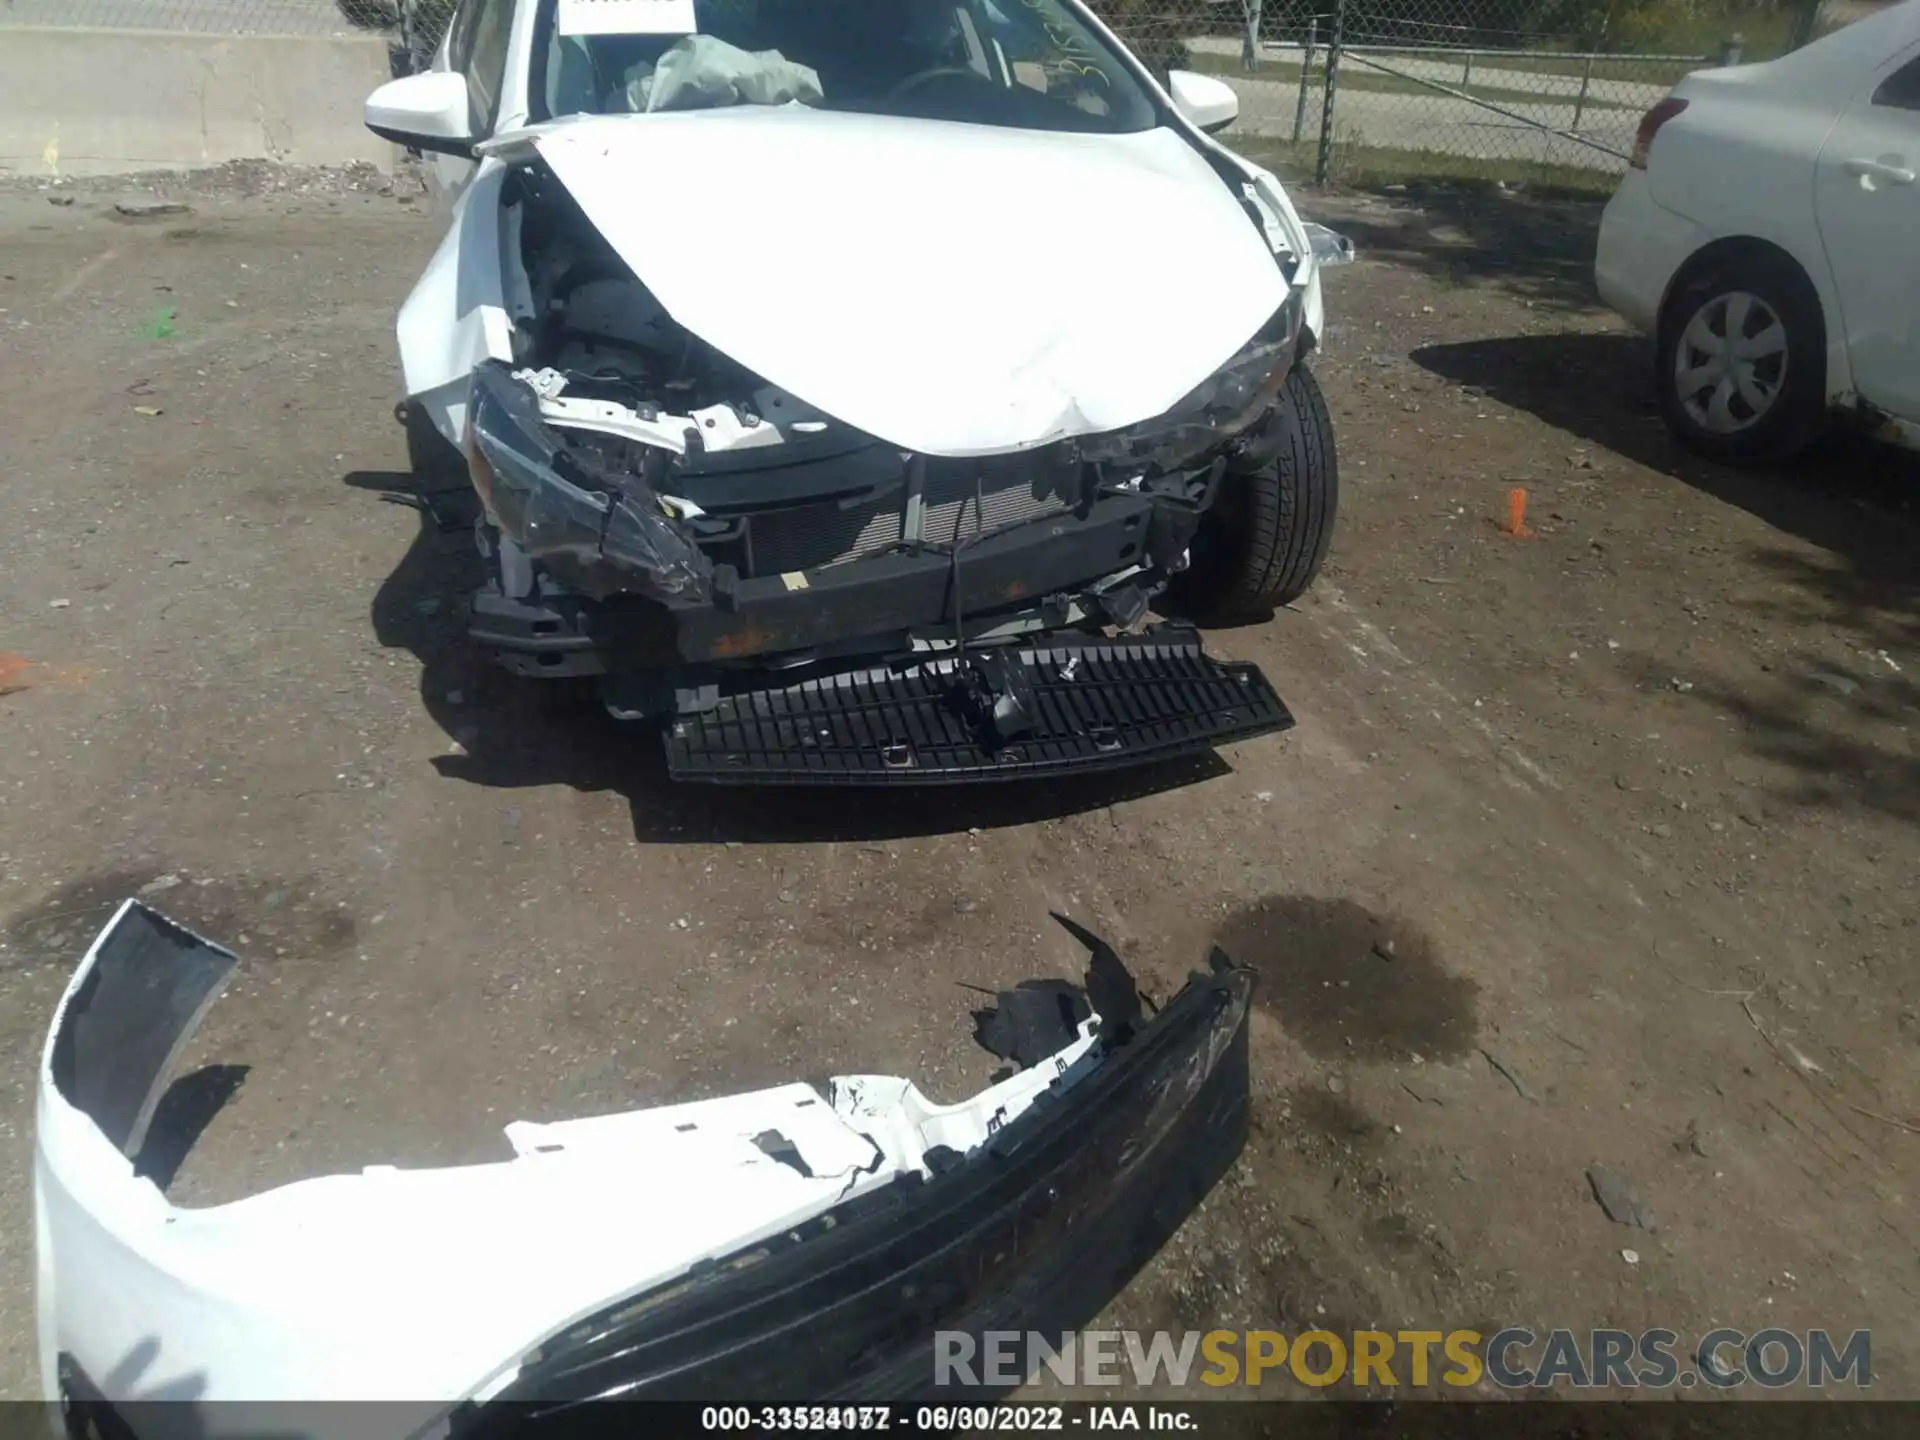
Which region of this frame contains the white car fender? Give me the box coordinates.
[397,158,516,449]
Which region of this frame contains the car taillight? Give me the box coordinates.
[1630,97,1689,169]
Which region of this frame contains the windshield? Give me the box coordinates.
[538,0,1160,133]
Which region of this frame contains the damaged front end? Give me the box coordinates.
[421,127,1321,782]
[459,218,1303,779]
[41,903,1253,1431]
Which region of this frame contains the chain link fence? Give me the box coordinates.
[0,0,453,68]
[4,0,1829,189]
[1100,0,1812,190]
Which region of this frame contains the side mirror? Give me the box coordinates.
[1167,69,1238,135]
[365,71,476,157]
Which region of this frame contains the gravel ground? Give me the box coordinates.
[0,166,1916,1401]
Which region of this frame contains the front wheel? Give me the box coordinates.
[1177,361,1339,620]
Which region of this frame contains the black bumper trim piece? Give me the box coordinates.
[662,628,1293,785]
[461,946,1255,1416]
[473,493,1160,669]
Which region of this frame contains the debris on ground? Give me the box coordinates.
[1482,1047,1540,1103]
[1401,1079,1444,1106]
[1587,1164,1656,1230]
[973,977,1091,1070]
[1501,486,1533,538]
[1674,1119,1710,1158]
[114,199,192,219]
[0,653,34,698]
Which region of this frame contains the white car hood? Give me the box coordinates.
[528,108,1291,457]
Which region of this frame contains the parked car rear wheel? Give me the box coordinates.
[1178,361,1338,619]
[1655,249,1827,464]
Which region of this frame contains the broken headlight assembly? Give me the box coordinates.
[1079,288,1305,474]
[466,360,713,604]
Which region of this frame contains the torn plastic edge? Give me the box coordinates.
[1302,222,1357,267]
[468,359,713,604]
[48,899,238,1163]
[464,934,1255,1409]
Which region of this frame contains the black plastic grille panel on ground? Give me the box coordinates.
[663,633,1294,785]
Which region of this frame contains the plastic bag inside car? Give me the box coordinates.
[625,34,824,112]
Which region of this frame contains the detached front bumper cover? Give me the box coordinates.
[40,903,1253,1433]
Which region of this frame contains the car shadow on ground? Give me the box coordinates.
[346,470,1234,844]
[1413,331,1920,826]
[1314,181,1608,314]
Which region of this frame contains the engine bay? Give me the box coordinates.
[504,166,842,478]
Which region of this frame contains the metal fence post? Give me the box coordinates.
[1242,0,1263,71]
[1316,0,1345,185]
[1570,51,1594,133]
[1292,17,1318,144]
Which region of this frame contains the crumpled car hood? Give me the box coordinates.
[529,108,1291,457]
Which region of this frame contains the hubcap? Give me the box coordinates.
[1672,290,1789,435]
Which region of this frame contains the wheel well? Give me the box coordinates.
[1657,235,1831,407]
[1658,237,1826,346]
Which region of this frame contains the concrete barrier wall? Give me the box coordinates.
[0,28,399,177]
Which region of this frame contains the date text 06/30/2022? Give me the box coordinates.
[700,1407,1193,1431]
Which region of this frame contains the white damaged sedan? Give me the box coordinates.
[363,0,1344,785]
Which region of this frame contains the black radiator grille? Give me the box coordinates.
[665,631,1292,785]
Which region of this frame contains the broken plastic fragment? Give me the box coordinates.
[39,899,1253,1412]
[469,360,712,603]
[1302,222,1357,267]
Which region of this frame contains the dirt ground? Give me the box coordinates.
[0,163,1915,1402]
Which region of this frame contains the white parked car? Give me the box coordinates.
[1596,0,1920,462]
[359,0,1343,785]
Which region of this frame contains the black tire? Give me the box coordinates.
[1655,248,1827,465]
[1178,361,1339,619]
